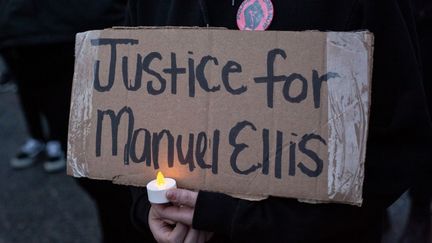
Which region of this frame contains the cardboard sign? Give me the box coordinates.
[68,28,373,205]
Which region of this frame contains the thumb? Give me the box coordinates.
[166,188,198,207]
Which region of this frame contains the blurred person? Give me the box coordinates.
[399,1,432,242]
[2,42,73,172]
[0,54,15,93]
[125,0,432,242]
[0,0,126,172]
[0,1,152,242]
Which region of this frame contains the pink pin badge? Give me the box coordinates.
[236,0,274,31]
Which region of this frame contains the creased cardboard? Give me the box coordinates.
[68,28,373,205]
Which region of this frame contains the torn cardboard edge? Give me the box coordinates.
[326,32,374,205]
[67,27,373,206]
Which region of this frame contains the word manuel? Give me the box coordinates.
[96,107,326,179]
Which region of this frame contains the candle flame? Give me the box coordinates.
[156,171,165,187]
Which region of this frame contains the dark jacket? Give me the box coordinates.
[412,0,432,193]
[127,0,432,242]
[414,0,432,118]
[0,0,126,49]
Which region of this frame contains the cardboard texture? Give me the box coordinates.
[68,28,373,205]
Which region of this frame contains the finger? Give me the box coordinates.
[184,228,199,243]
[149,216,172,242]
[151,204,169,215]
[167,223,188,243]
[149,216,172,240]
[163,219,176,225]
[152,204,182,225]
[166,189,198,208]
[149,206,177,242]
[157,205,194,226]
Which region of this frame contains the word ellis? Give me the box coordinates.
[91,38,339,108]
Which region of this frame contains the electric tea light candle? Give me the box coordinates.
[147,172,177,204]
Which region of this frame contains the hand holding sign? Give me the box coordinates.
[149,189,214,243]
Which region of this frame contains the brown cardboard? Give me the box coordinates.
[68,28,373,206]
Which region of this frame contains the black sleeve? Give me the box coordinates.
[130,186,152,233]
[193,191,383,243]
[358,0,431,208]
[191,0,432,242]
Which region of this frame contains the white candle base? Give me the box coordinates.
[147,178,177,204]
